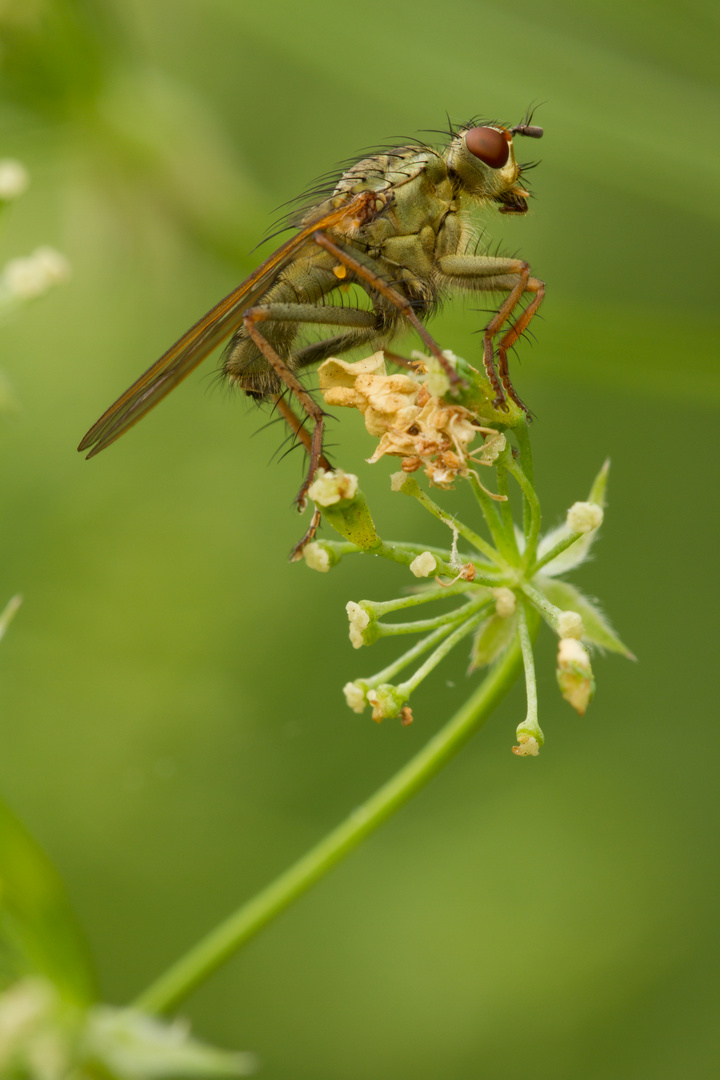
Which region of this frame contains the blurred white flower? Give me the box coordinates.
[0,159,29,200]
[2,246,71,300]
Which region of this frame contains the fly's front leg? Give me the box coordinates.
[438,254,545,412]
[313,232,463,387]
[484,268,545,415]
[243,301,379,512]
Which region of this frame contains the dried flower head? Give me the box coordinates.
[318,353,493,488]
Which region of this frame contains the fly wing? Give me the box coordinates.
[78,194,377,458]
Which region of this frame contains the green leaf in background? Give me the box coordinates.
[0,797,95,1004]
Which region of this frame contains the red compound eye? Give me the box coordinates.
[464,126,510,169]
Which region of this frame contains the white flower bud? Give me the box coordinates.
[308,468,358,506]
[390,471,410,492]
[557,637,595,715]
[566,501,603,534]
[303,542,330,572]
[0,159,29,200]
[492,587,516,618]
[343,682,366,713]
[557,610,584,639]
[346,601,371,649]
[558,637,591,670]
[409,551,437,578]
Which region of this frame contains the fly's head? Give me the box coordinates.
[445,119,543,216]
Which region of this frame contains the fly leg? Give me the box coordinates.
[312,232,462,387]
[269,392,330,559]
[241,302,380,512]
[483,269,545,414]
[438,254,545,412]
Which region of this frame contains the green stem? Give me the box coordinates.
[530,531,583,576]
[513,424,535,545]
[366,580,487,619]
[397,607,488,694]
[374,541,499,585]
[467,473,507,556]
[404,481,506,567]
[359,621,458,687]
[382,541,497,569]
[377,597,487,636]
[520,581,565,633]
[133,635,527,1016]
[514,422,534,486]
[495,466,520,558]
[518,602,539,726]
[505,456,541,568]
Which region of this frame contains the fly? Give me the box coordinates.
[79,114,545,545]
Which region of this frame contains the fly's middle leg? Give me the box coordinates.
[312,232,462,387]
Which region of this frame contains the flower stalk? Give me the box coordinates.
[133,623,530,1015]
[131,348,631,1020]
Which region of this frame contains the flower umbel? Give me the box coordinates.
[305,351,632,754]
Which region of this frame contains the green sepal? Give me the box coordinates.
[442,355,526,428]
[320,491,381,550]
[537,577,635,658]
[468,612,519,671]
[0,798,96,1004]
[368,683,409,721]
[556,660,596,716]
[587,458,610,507]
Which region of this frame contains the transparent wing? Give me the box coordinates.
[78,197,373,458]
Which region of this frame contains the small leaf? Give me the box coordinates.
[536,460,610,576]
[537,577,635,658]
[0,798,95,1004]
[468,612,518,671]
[0,594,22,643]
[588,458,610,508]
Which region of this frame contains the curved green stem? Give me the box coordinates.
[505,456,541,568]
[133,634,528,1016]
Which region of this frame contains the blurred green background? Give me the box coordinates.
[1,0,718,1075]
